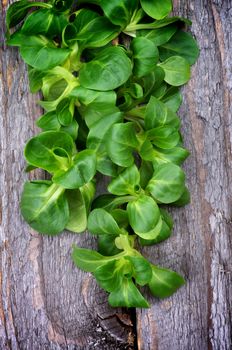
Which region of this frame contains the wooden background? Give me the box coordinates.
[0,0,231,349]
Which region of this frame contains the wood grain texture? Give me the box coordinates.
[0,1,133,349]
[137,1,232,349]
[0,1,231,350]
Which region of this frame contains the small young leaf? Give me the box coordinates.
[108,165,140,195]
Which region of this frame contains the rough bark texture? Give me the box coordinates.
[0,0,231,350]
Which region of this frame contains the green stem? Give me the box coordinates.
[33,2,53,9]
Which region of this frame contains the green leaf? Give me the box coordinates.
[139,24,177,46]
[171,186,190,207]
[65,189,88,233]
[6,0,51,30]
[8,33,71,70]
[87,110,123,151]
[100,0,139,28]
[140,0,172,20]
[24,131,74,173]
[98,235,122,256]
[144,96,180,130]
[79,47,132,91]
[108,165,140,195]
[140,208,173,245]
[161,86,182,112]
[130,37,159,78]
[106,123,139,167]
[56,98,74,126]
[94,260,123,292]
[159,30,200,65]
[109,277,149,308]
[68,9,120,49]
[147,126,180,149]
[148,146,189,166]
[20,182,69,235]
[21,9,54,35]
[158,56,191,86]
[126,256,152,286]
[28,67,45,93]
[36,111,60,131]
[147,163,185,203]
[88,209,122,236]
[127,195,160,235]
[149,265,185,298]
[72,246,110,273]
[53,150,97,189]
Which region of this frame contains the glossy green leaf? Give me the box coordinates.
[127,195,160,235]
[68,9,120,48]
[6,0,51,30]
[171,186,190,207]
[87,110,123,151]
[56,98,74,126]
[94,260,123,292]
[144,96,180,130]
[88,209,122,236]
[151,146,190,166]
[139,24,177,46]
[158,56,191,86]
[8,32,71,71]
[147,163,185,203]
[53,150,97,189]
[140,0,172,20]
[140,208,173,245]
[72,246,110,272]
[100,0,138,28]
[130,37,159,78]
[109,277,149,308]
[106,123,139,167]
[24,131,74,173]
[147,126,180,149]
[108,165,140,195]
[65,189,89,233]
[149,265,185,298]
[79,47,132,91]
[159,30,200,65]
[21,9,55,35]
[20,181,69,235]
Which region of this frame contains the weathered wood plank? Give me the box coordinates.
[136,1,232,349]
[0,1,133,349]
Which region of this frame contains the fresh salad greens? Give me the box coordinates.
[6,0,199,308]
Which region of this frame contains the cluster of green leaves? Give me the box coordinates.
[7,0,199,308]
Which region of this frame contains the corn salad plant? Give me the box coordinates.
[6,0,199,308]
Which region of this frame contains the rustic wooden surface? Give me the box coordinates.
[0,0,231,349]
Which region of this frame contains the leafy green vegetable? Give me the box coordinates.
[6,0,198,308]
